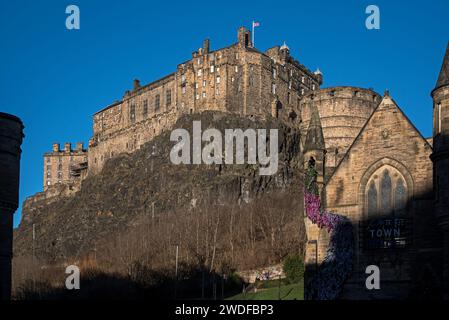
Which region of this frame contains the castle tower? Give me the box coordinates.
[0,112,24,300]
[431,42,449,297]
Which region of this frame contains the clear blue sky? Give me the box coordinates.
[1,0,448,228]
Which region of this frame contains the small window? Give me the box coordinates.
[203,80,206,87]
[272,83,276,94]
[155,95,160,110]
[197,69,202,77]
[210,65,214,73]
[216,88,219,95]
[216,76,221,84]
[202,92,206,98]
[195,83,199,89]
[47,181,51,186]
[235,65,239,73]
[181,74,186,83]
[143,100,148,117]
[272,67,277,79]
[196,94,199,100]
[130,104,136,122]
[58,172,63,179]
[287,92,291,104]
[166,89,172,106]
[301,76,305,83]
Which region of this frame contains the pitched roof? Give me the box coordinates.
[435,42,449,90]
[303,102,325,152]
[325,93,432,184]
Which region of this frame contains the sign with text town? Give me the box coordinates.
[361,217,411,250]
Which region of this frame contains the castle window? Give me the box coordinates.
[249,76,254,87]
[166,90,172,106]
[272,67,277,79]
[47,181,51,186]
[272,83,276,95]
[301,88,305,95]
[196,94,199,100]
[181,74,186,83]
[235,65,239,73]
[197,69,202,77]
[130,104,136,122]
[288,81,292,89]
[216,88,219,95]
[155,95,160,110]
[197,58,201,65]
[47,171,51,177]
[202,92,206,98]
[301,76,305,83]
[216,76,221,84]
[287,92,291,104]
[210,65,214,73]
[203,80,206,87]
[195,83,199,89]
[58,172,62,179]
[143,100,148,117]
[312,84,316,91]
[235,52,239,60]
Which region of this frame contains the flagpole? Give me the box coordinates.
[252,20,255,47]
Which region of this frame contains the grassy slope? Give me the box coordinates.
[227,282,304,300]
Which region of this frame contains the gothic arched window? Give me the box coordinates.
[367,181,377,217]
[394,177,407,211]
[380,170,392,214]
[364,166,408,217]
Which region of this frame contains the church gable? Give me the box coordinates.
[325,93,433,220]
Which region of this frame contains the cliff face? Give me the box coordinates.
[14,111,303,263]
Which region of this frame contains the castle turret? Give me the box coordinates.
[431,41,449,297]
[303,99,326,195]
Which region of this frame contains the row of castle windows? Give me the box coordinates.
[129,90,172,122]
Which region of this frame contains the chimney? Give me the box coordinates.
[237,27,252,48]
[76,142,84,152]
[203,39,210,54]
[64,142,71,153]
[133,79,140,90]
[52,143,60,153]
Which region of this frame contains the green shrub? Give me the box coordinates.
[283,255,304,284]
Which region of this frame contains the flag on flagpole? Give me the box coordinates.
[252,21,260,47]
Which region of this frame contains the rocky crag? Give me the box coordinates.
[14,111,304,263]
